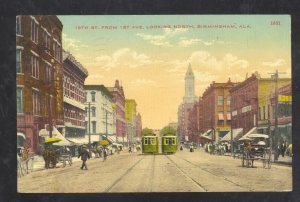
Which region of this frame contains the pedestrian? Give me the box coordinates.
[103,147,107,161]
[129,146,132,153]
[280,141,287,157]
[78,145,90,170]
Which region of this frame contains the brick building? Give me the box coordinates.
[16,15,64,154]
[201,79,236,142]
[62,50,88,139]
[107,80,126,145]
[135,113,142,142]
[187,102,199,143]
[230,72,290,139]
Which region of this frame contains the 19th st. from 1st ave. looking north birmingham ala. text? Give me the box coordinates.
[75,24,251,30]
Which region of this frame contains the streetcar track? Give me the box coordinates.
[149,155,155,192]
[104,156,144,192]
[173,155,254,191]
[164,155,207,192]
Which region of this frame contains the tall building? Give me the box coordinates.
[16,15,64,154]
[178,64,198,142]
[84,85,116,143]
[183,63,198,103]
[125,99,137,146]
[187,102,200,143]
[135,113,142,142]
[62,50,88,139]
[107,80,126,144]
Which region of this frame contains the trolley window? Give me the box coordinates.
[172,138,176,145]
[150,138,156,145]
[144,138,149,145]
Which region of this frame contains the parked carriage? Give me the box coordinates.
[161,134,178,154]
[142,134,159,154]
[240,134,272,168]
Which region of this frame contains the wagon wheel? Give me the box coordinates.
[262,150,267,168]
[68,156,72,166]
[241,153,245,167]
[62,158,66,167]
[267,150,272,169]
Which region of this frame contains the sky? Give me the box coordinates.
[57,15,291,129]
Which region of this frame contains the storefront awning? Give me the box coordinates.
[238,127,257,141]
[201,129,212,140]
[227,113,231,121]
[67,137,88,145]
[218,113,224,120]
[117,136,127,143]
[220,128,243,142]
[39,127,72,146]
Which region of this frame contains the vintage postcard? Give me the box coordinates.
[16,15,292,192]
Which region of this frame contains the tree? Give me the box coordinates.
[160,126,176,136]
[142,128,155,136]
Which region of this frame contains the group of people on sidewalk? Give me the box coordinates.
[277,141,292,158]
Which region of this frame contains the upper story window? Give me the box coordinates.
[17,87,23,113]
[16,16,21,35]
[218,96,224,106]
[16,49,22,73]
[84,92,87,102]
[92,121,96,133]
[91,91,96,102]
[91,106,96,117]
[43,31,51,53]
[31,19,38,44]
[53,39,61,62]
[227,96,231,105]
[45,62,53,83]
[31,55,39,79]
[32,90,40,115]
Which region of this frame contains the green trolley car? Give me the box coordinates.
[142,135,159,154]
[161,134,178,154]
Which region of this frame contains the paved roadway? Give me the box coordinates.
[18,149,292,193]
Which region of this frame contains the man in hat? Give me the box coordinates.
[78,145,90,170]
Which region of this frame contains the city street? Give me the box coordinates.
[18,149,292,193]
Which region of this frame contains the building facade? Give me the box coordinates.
[107,80,126,144]
[201,79,236,142]
[187,102,199,143]
[230,72,291,139]
[135,113,142,142]
[125,99,137,146]
[62,50,88,138]
[269,84,292,148]
[84,85,116,142]
[178,64,198,142]
[16,15,64,154]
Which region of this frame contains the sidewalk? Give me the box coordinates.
[32,155,81,172]
[224,152,292,166]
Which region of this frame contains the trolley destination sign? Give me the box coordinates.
[17,15,292,193]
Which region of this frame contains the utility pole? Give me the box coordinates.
[105,110,108,139]
[230,112,233,156]
[48,80,53,138]
[88,102,91,154]
[268,70,286,161]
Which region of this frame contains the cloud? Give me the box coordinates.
[165,51,250,85]
[62,33,88,51]
[262,59,285,67]
[93,48,158,71]
[178,38,230,47]
[137,28,188,47]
